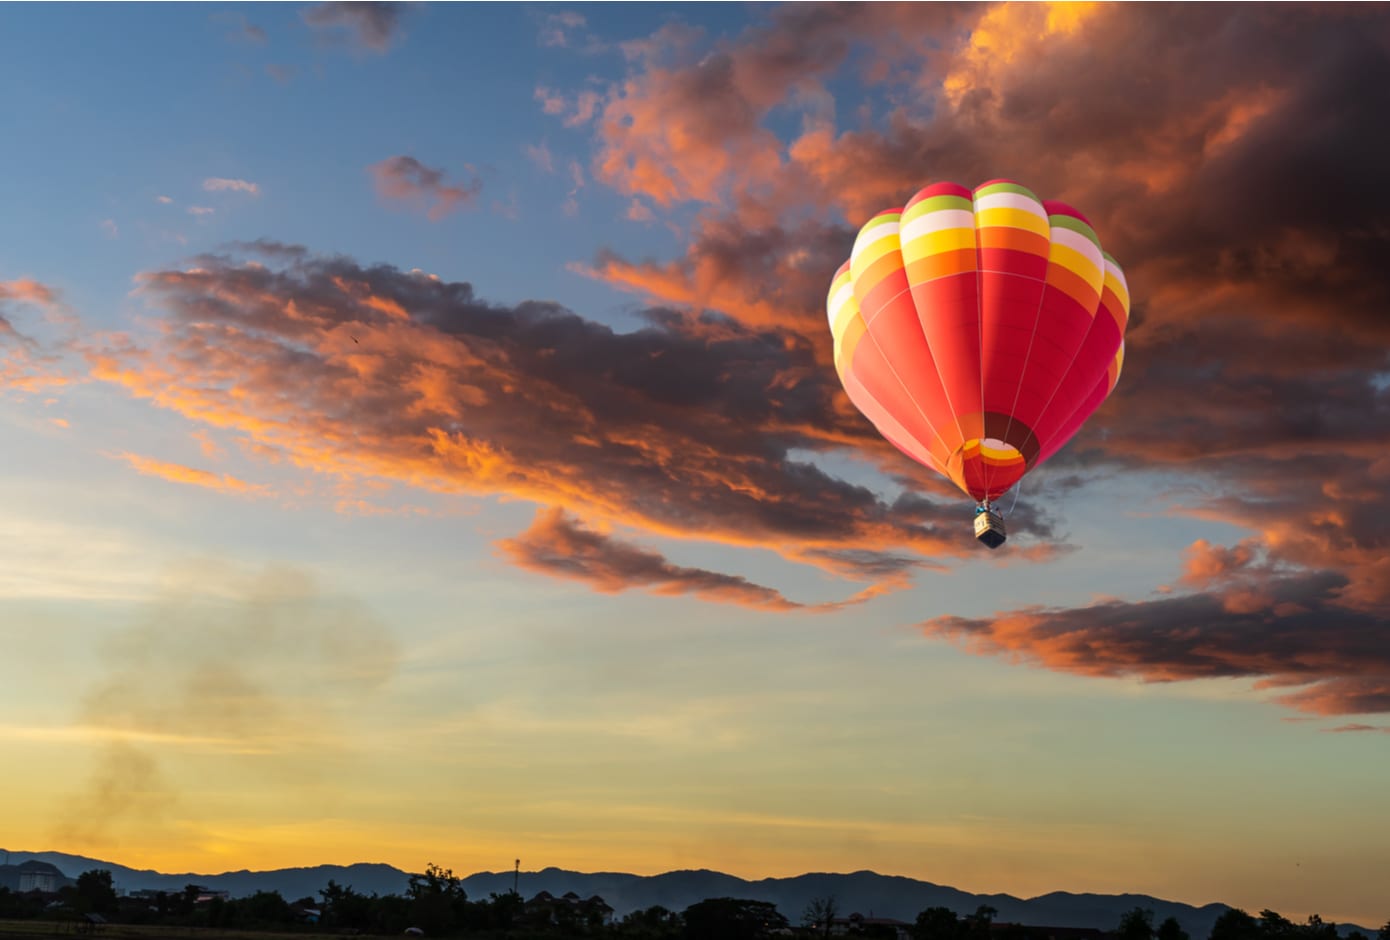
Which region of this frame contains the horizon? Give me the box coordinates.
[0,849,1258,921]
[1,1,1388,931]
[0,846,1366,924]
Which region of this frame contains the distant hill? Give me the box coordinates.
[0,851,1375,939]
[1,851,408,904]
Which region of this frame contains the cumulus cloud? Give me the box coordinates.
[92,246,1061,608]
[369,155,483,220]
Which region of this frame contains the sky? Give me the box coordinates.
[1,0,1388,929]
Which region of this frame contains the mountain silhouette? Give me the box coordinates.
[0,851,1372,938]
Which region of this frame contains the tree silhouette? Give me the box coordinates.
[916,906,965,940]
[1118,907,1155,940]
[616,904,682,938]
[1157,916,1189,940]
[1259,911,1295,938]
[682,897,787,940]
[1210,908,1261,940]
[803,895,840,938]
[74,870,117,915]
[406,863,466,935]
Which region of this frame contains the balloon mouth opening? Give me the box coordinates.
[969,438,1025,467]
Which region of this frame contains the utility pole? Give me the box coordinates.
[513,859,520,896]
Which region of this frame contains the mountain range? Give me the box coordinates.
[0,851,1374,938]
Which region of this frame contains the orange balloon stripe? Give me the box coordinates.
[904,248,977,283]
[1043,263,1102,313]
[979,227,1051,256]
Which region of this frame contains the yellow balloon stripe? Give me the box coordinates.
[975,206,1051,239]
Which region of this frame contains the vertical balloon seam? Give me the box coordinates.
[842,318,953,477]
[901,194,970,479]
[829,261,952,477]
[996,208,1056,491]
[974,180,1050,501]
[973,188,988,500]
[900,182,983,500]
[1031,249,1127,462]
[859,284,956,467]
[849,213,958,472]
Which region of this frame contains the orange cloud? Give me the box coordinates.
[579,5,969,210]
[498,507,909,611]
[0,278,58,308]
[1,277,74,394]
[96,247,1056,603]
[114,452,269,497]
[1180,538,1260,588]
[369,156,482,221]
[922,562,1390,716]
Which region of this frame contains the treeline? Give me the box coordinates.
[1,866,1387,940]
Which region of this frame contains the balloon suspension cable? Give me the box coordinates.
[1002,476,1024,519]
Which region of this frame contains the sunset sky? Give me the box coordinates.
[2,1,1388,929]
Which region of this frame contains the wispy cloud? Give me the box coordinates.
[236,17,267,44]
[302,1,405,53]
[498,508,902,611]
[203,177,261,196]
[0,278,73,394]
[0,278,59,309]
[537,10,605,53]
[216,11,267,45]
[534,85,602,128]
[562,160,584,216]
[525,141,555,174]
[539,11,585,48]
[369,155,482,220]
[113,451,269,497]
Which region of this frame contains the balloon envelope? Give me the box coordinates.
[827,179,1129,503]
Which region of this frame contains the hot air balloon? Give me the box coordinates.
[826,180,1129,549]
